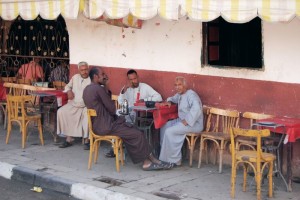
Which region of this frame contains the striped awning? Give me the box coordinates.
[84,0,300,23]
[0,0,299,23]
[0,0,80,20]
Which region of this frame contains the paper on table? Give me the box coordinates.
[57,97,62,107]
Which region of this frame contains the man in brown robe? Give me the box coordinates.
[83,67,172,170]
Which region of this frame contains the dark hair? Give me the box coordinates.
[127,69,137,76]
[89,67,99,80]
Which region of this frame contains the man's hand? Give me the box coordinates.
[182,119,188,126]
[121,84,129,94]
[67,90,75,100]
[160,101,171,107]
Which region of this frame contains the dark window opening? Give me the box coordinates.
[202,17,262,69]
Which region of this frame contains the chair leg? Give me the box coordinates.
[219,140,224,173]
[268,161,273,198]
[256,170,262,200]
[88,140,94,170]
[6,119,12,144]
[198,136,204,168]
[21,124,26,149]
[94,141,100,163]
[231,163,237,198]
[114,142,120,172]
[189,135,195,167]
[243,164,248,192]
[38,119,44,146]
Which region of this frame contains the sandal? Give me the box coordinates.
[143,162,165,171]
[105,149,115,158]
[59,141,73,148]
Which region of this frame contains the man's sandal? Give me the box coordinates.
[143,163,165,171]
[59,141,73,148]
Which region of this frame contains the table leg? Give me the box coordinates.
[287,142,293,192]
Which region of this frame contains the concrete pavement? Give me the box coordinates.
[0,125,300,200]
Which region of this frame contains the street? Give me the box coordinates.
[0,176,78,200]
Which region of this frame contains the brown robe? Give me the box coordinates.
[83,83,151,164]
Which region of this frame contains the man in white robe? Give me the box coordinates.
[57,61,91,148]
[159,76,203,166]
[118,69,162,122]
[105,69,163,157]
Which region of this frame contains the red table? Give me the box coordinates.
[257,117,300,192]
[133,102,178,129]
[0,83,7,100]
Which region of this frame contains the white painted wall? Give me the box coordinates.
[66,14,300,84]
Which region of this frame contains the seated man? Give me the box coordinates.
[118,69,162,122]
[159,76,204,166]
[105,69,162,157]
[48,60,69,83]
[83,67,172,170]
[18,57,44,81]
[57,61,91,148]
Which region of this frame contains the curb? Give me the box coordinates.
[0,161,144,200]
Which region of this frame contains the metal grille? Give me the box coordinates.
[0,15,69,83]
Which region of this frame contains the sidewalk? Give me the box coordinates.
[0,125,299,200]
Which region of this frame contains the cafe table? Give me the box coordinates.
[256,117,300,192]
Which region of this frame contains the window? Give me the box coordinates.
[202,17,262,69]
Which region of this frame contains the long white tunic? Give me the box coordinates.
[159,89,204,163]
[57,74,91,138]
[117,82,162,122]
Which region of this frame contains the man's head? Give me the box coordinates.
[89,67,107,85]
[174,76,187,94]
[78,61,89,79]
[127,69,139,88]
[33,57,40,63]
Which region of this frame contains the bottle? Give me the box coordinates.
[122,99,129,114]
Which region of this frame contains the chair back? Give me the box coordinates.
[0,77,17,83]
[230,127,270,159]
[87,109,97,139]
[242,112,274,128]
[202,105,211,131]
[206,107,240,134]
[7,95,33,120]
[53,81,66,90]
[17,78,32,85]
[111,95,121,109]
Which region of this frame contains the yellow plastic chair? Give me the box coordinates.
[6,95,44,149]
[52,81,66,90]
[198,107,240,173]
[185,105,210,167]
[230,127,275,200]
[236,112,274,151]
[87,109,124,172]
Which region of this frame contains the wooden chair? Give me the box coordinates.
[6,95,44,149]
[17,78,32,85]
[185,105,210,167]
[236,112,274,151]
[230,127,275,200]
[111,94,121,109]
[87,109,124,172]
[198,107,240,173]
[52,81,66,90]
[0,77,17,83]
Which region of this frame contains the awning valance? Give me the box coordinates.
[84,0,300,23]
[0,0,299,23]
[0,0,80,20]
